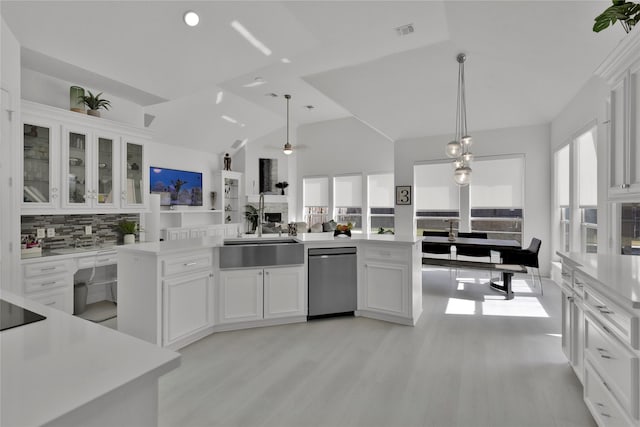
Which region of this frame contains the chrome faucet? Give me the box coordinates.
[257,192,264,237]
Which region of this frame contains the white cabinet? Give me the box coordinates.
[22,258,74,314]
[596,31,640,199]
[117,247,216,349]
[163,270,212,346]
[21,115,60,209]
[264,266,305,319]
[21,100,150,213]
[362,262,408,317]
[561,284,585,381]
[218,268,263,323]
[218,265,305,325]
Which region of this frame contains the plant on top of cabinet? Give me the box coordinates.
[593,0,640,33]
[115,219,137,244]
[81,91,111,117]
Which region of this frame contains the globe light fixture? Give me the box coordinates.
[445,53,473,186]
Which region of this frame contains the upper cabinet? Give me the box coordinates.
[21,101,150,213]
[596,31,640,199]
[213,170,243,224]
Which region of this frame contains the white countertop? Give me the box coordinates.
[115,233,419,255]
[0,290,180,427]
[557,252,640,309]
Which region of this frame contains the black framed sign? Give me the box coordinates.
[395,185,412,205]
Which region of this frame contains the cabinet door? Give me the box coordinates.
[94,133,118,208]
[572,300,585,382]
[28,286,73,314]
[610,79,627,193]
[62,127,91,208]
[163,270,212,345]
[629,64,640,192]
[22,117,59,209]
[218,269,263,323]
[121,140,146,209]
[264,266,305,319]
[561,288,573,362]
[362,262,408,316]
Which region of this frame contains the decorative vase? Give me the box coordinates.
[87,109,100,117]
[123,234,135,245]
[70,86,85,113]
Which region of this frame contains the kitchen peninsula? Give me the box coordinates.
[117,233,423,350]
[0,290,180,427]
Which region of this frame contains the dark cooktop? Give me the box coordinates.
[0,299,46,331]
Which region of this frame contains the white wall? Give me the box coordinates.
[21,68,144,127]
[550,76,610,255]
[395,123,552,275]
[296,117,393,223]
[1,16,22,292]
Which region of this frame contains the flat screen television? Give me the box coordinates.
[150,166,203,206]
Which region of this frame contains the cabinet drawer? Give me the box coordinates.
[24,274,69,293]
[363,245,409,263]
[585,360,635,427]
[585,287,639,350]
[162,252,212,277]
[573,271,587,299]
[23,261,69,278]
[28,288,68,312]
[585,314,639,419]
[77,252,117,269]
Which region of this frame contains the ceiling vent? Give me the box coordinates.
[265,93,279,97]
[303,105,314,110]
[395,23,414,37]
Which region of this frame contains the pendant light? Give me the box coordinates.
[446,53,473,186]
[283,94,293,155]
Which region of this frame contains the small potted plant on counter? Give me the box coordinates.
[81,90,112,117]
[115,220,137,244]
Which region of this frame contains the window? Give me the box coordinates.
[334,175,362,230]
[469,156,524,244]
[577,129,598,253]
[553,125,598,255]
[556,144,570,252]
[415,162,460,235]
[303,177,329,228]
[368,173,394,233]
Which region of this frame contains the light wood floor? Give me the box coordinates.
[158,268,595,427]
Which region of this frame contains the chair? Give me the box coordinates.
[455,232,490,260]
[501,238,543,295]
[422,231,452,258]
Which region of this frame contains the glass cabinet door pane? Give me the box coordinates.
[23,123,51,203]
[68,132,87,204]
[126,142,143,204]
[97,138,113,204]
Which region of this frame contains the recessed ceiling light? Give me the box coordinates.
[216,91,224,104]
[304,105,315,110]
[221,115,238,124]
[265,93,279,97]
[184,11,199,27]
[281,58,291,64]
[231,20,272,56]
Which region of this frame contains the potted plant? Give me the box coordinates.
[80,90,112,117]
[594,0,640,33]
[244,204,259,233]
[115,219,137,244]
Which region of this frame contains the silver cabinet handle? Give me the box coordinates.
[44,301,55,306]
[265,271,269,275]
[40,281,56,286]
[184,262,197,266]
[258,271,263,276]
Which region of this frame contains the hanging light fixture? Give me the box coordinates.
[446,53,473,186]
[283,94,293,155]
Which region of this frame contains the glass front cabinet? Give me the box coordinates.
[21,101,149,213]
[22,116,59,209]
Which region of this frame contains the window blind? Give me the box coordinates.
[415,162,460,210]
[556,145,570,207]
[303,177,328,206]
[334,175,362,207]
[577,129,597,207]
[368,173,394,207]
[470,156,524,208]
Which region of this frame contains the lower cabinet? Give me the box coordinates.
[361,261,408,317]
[22,258,75,314]
[561,284,585,381]
[163,270,212,346]
[218,266,305,325]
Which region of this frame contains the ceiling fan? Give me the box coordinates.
[266,94,307,154]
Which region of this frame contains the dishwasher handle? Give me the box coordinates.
[308,247,357,257]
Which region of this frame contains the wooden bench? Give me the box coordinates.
[421,257,527,300]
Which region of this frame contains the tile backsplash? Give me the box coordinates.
[21,213,140,249]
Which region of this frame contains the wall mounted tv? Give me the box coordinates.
[150,167,203,206]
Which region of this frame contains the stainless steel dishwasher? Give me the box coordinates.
[308,247,357,319]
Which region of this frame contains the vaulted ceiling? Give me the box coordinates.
[1,1,624,152]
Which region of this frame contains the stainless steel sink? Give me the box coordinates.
[220,239,303,268]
